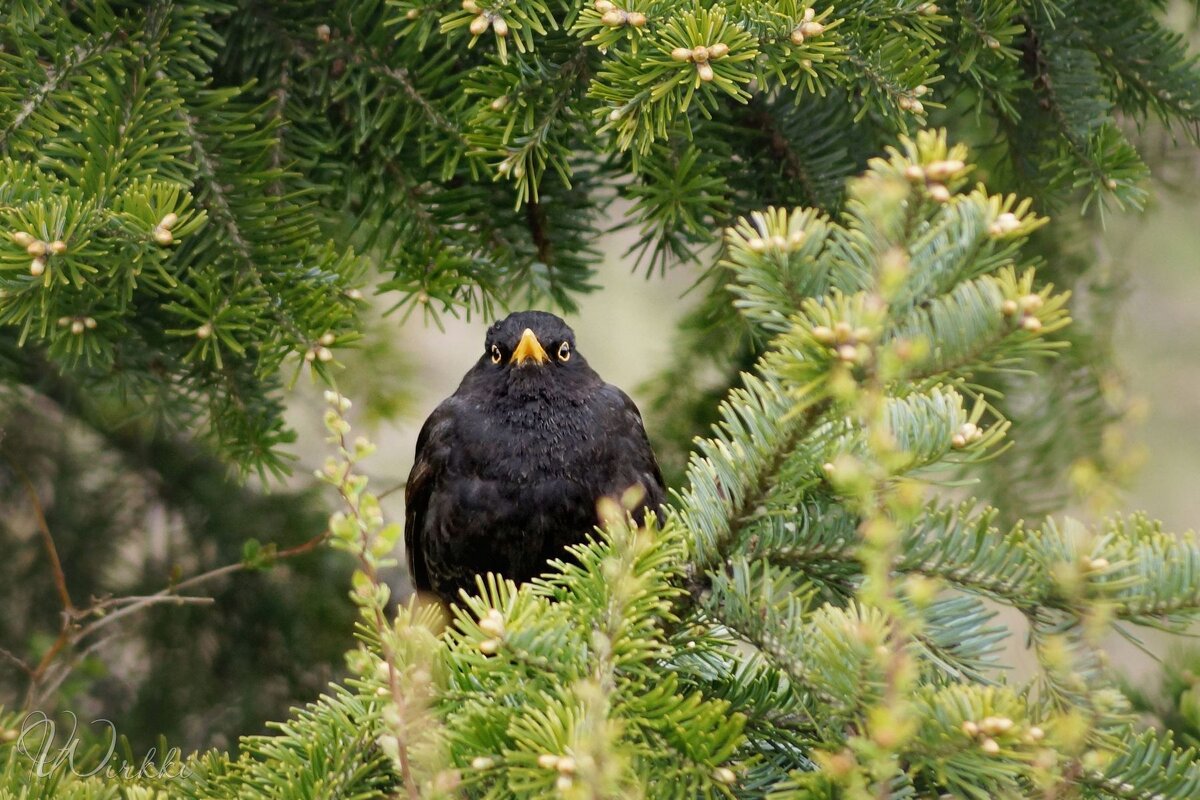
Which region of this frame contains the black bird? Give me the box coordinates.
[404,310,665,603]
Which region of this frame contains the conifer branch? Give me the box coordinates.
[178,109,310,349]
[0,31,117,149]
[376,61,466,141]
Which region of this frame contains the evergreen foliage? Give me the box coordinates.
[6,131,1200,799]
[3,0,1199,474]
[4,1,1200,798]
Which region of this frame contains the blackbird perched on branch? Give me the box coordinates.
[404,311,665,604]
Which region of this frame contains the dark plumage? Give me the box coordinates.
[404,311,665,603]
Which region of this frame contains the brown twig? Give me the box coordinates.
[377,480,408,501]
[73,531,328,643]
[8,462,329,708]
[0,645,32,676]
[8,457,75,613]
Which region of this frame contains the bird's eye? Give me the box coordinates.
[557,341,571,362]
[490,344,502,364]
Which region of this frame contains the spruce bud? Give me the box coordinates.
[594,0,615,11]
[12,232,34,247]
[26,240,46,257]
[1019,293,1043,311]
[160,212,179,229]
[491,95,509,111]
[196,322,213,339]
[478,608,505,637]
[316,346,334,362]
[708,42,729,59]
[696,62,714,81]
[790,28,805,45]
[492,16,508,36]
[406,8,419,19]
[990,211,1020,236]
[800,21,824,37]
[691,46,709,63]
[315,24,331,42]
[71,319,85,335]
[626,11,646,27]
[153,226,174,245]
[927,183,950,203]
[49,240,67,255]
[319,331,336,346]
[601,9,624,26]
[925,159,965,181]
[671,47,693,61]
[30,257,46,276]
[469,14,489,35]
[462,0,480,11]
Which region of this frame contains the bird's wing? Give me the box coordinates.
[404,398,459,593]
[601,384,666,504]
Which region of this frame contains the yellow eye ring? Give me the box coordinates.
[491,344,502,364]
[557,341,571,362]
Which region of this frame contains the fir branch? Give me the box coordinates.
[374,60,466,141]
[0,29,117,150]
[745,103,821,210]
[177,108,310,349]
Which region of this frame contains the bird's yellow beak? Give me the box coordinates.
[510,328,550,366]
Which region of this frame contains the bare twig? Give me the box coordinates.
[7,463,329,708]
[8,457,75,612]
[74,531,328,643]
[0,645,32,676]
[376,480,407,501]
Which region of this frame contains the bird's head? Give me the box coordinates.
[481,311,582,374]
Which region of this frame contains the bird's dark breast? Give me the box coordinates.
[421,389,650,598]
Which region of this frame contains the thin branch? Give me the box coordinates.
[377,480,408,501]
[0,31,117,149]
[74,531,328,643]
[0,645,32,676]
[177,110,310,346]
[6,456,75,612]
[375,62,465,140]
